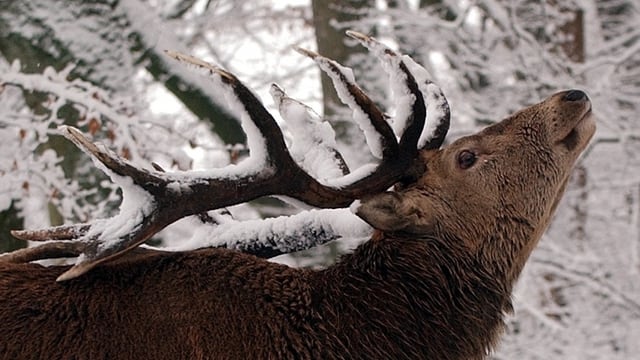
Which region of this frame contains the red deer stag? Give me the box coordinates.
[0,32,595,359]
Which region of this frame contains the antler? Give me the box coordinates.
[1,31,450,281]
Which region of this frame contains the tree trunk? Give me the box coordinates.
[311,0,373,120]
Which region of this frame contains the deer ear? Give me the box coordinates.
[354,192,435,233]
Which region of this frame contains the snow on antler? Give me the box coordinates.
[171,208,372,257]
[164,50,270,173]
[345,31,415,140]
[294,47,396,160]
[401,56,451,150]
[346,31,449,150]
[270,83,348,182]
[3,33,449,281]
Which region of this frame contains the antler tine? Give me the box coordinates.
[11,224,91,242]
[346,30,450,150]
[60,126,165,188]
[345,30,426,155]
[269,83,349,181]
[294,47,398,160]
[9,224,88,263]
[165,50,291,168]
[0,241,85,263]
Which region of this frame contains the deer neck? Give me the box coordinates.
[475,175,573,289]
[470,215,540,292]
[312,231,513,358]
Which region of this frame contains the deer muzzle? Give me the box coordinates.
[556,89,596,152]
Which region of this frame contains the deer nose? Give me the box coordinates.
[564,89,588,102]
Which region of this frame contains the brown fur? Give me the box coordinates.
[0,90,595,359]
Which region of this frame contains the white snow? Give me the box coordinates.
[326,163,378,188]
[1,63,132,128]
[401,55,449,148]
[270,83,345,182]
[165,208,372,253]
[348,32,416,141]
[88,174,155,252]
[349,199,362,214]
[313,56,385,159]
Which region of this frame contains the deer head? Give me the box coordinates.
[358,89,594,285]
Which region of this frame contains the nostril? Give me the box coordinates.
[564,89,588,102]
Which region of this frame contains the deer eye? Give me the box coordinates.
[457,150,477,169]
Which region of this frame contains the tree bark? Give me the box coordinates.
[311,0,373,119]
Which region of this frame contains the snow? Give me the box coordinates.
[165,208,372,254]
[311,56,385,159]
[57,126,156,252]
[349,199,362,214]
[87,175,155,252]
[326,163,378,188]
[401,55,450,149]
[270,83,346,182]
[347,31,416,140]
[1,63,131,128]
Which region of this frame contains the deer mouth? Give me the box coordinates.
[559,106,595,151]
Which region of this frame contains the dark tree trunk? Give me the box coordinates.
[311,0,373,120]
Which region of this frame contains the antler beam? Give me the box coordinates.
[3,31,450,281]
